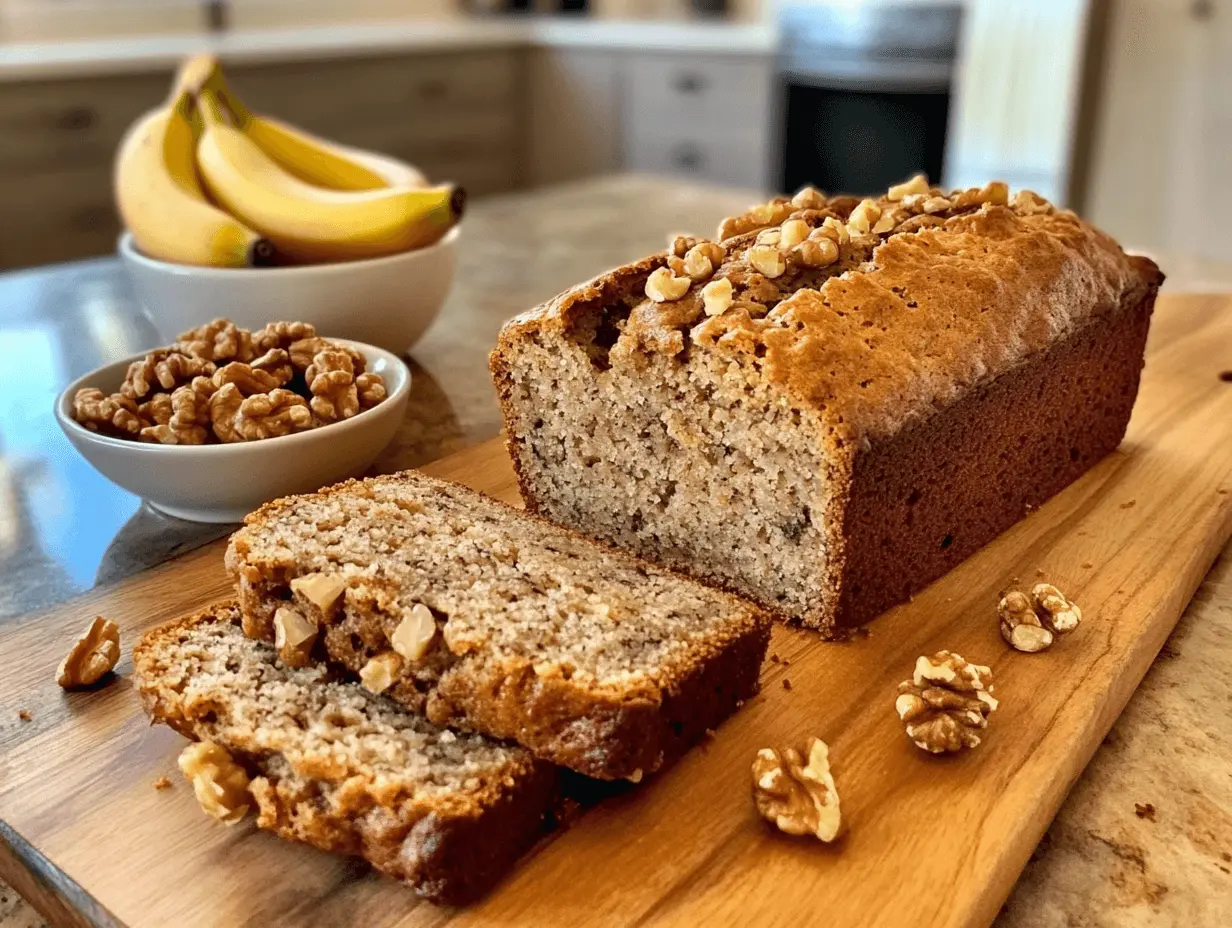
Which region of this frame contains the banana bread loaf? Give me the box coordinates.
[491,179,1164,635]
[225,471,770,780]
[133,603,557,904]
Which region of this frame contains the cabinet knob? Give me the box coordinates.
[56,106,96,131]
[673,73,708,94]
[671,144,704,172]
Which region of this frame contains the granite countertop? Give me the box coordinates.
[0,17,776,82]
[0,176,1228,927]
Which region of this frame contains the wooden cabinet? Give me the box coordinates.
[0,49,526,270]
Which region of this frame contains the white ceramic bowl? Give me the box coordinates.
[55,340,410,523]
[118,226,458,355]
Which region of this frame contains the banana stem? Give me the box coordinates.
[246,239,278,267]
[196,89,233,128]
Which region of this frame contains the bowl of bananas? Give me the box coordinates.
[115,55,462,355]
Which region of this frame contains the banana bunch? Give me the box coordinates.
[114,55,463,268]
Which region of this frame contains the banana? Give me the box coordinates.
[194,89,463,264]
[181,53,426,191]
[114,91,273,268]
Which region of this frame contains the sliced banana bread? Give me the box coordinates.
[491,180,1164,635]
[225,471,770,781]
[133,603,558,904]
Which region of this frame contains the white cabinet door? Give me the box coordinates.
[526,48,624,188]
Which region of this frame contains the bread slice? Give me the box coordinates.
[133,602,558,905]
[490,182,1164,635]
[225,471,770,781]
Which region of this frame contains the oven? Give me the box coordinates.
[776,2,963,197]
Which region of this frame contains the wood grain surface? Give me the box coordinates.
[1,294,1230,928]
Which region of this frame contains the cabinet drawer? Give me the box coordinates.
[0,166,119,269]
[624,53,772,134]
[0,72,170,173]
[625,130,767,190]
[228,51,520,135]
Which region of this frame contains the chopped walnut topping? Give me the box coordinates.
[645,266,691,303]
[273,605,318,667]
[359,651,403,694]
[56,616,120,689]
[790,186,826,210]
[847,199,882,235]
[895,651,998,753]
[953,181,1010,209]
[701,277,734,316]
[755,228,783,247]
[1032,583,1082,634]
[779,219,811,249]
[816,216,850,246]
[178,741,251,825]
[751,737,842,842]
[390,603,437,663]
[998,590,1054,653]
[1010,189,1053,215]
[793,237,839,269]
[887,173,930,201]
[683,241,725,280]
[669,234,697,257]
[749,245,787,279]
[922,196,953,214]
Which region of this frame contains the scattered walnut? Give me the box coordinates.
[153,775,172,790]
[210,384,312,442]
[56,616,120,689]
[273,605,318,667]
[175,318,255,363]
[306,349,360,422]
[887,174,930,201]
[1032,583,1082,634]
[17,708,31,722]
[252,320,317,355]
[999,590,1054,652]
[846,199,882,235]
[751,737,841,842]
[790,186,826,210]
[683,241,725,280]
[178,741,251,825]
[748,245,787,279]
[702,277,734,316]
[359,651,404,694]
[779,219,811,249]
[895,651,998,754]
[72,388,146,437]
[290,572,348,615]
[121,350,214,401]
[645,266,691,303]
[390,603,437,663]
[355,372,387,410]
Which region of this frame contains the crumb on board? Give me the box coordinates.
[783,679,792,691]
[1120,500,1137,509]
[769,654,781,664]
[1218,370,1232,383]
[154,776,172,791]
[1082,562,1094,569]
[704,728,716,740]
[1134,802,1157,822]
[1035,568,1047,579]
[17,708,31,722]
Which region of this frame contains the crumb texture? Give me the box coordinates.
[133,603,555,904]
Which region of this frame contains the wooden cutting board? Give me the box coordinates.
[2,294,1231,928]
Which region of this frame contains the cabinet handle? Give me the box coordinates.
[673,73,708,94]
[56,106,96,131]
[671,144,704,172]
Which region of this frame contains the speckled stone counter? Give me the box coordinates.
[1,177,1228,927]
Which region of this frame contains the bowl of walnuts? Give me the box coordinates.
[54,318,410,523]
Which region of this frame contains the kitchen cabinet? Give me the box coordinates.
[526,48,624,187]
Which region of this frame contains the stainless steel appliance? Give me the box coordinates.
[776,2,963,196]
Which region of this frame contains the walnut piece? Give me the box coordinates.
[273,605,318,667]
[212,361,282,396]
[178,741,251,825]
[175,318,254,363]
[895,651,998,754]
[779,219,811,249]
[306,349,360,422]
[287,336,364,374]
[701,277,734,316]
[683,241,724,280]
[355,372,387,410]
[391,603,437,663]
[790,186,826,210]
[793,236,839,269]
[887,173,930,201]
[253,320,317,355]
[922,195,953,214]
[748,245,787,279]
[56,616,121,688]
[210,384,312,442]
[751,737,841,842]
[290,572,348,615]
[645,266,691,303]
[846,199,881,235]
[359,651,404,694]
[998,590,1054,652]
[249,348,294,386]
[138,392,173,427]
[121,350,215,401]
[1032,583,1082,633]
[72,388,146,437]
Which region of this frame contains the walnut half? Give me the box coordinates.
[751,737,842,842]
[895,651,998,754]
[178,741,251,825]
[57,616,120,689]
